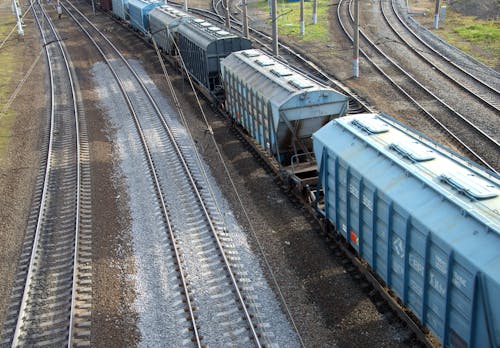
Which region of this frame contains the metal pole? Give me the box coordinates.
[225,0,230,29]
[91,0,95,15]
[242,0,249,38]
[183,0,187,12]
[13,0,24,36]
[312,0,317,25]
[299,0,304,35]
[57,0,62,19]
[352,0,359,78]
[433,0,440,29]
[271,0,278,56]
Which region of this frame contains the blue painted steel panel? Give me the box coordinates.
[128,0,162,34]
[112,0,127,20]
[314,113,500,348]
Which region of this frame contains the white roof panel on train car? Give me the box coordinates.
[227,49,325,93]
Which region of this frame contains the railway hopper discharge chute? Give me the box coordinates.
[313,113,500,348]
[221,49,348,167]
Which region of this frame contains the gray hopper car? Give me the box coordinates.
[221,49,348,165]
[149,5,191,54]
[175,18,252,93]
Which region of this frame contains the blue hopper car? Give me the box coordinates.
[313,113,500,348]
[111,0,128,20]
[128,0,162,34]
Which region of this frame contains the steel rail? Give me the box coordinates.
[345,0,500,149]
[378,0,499,112]
[389,0,499,102]
[59,2,203,346]
[211,0,225,21]
[11,1,81,346]
[186,1,497,165]
[337,0,497,173]
[63,2,263,346]
[11,2,56,343]
[37,4,83,346]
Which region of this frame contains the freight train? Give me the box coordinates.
[314,114,499,348]
[98,0,500,346]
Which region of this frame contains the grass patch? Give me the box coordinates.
[439,13,499,67]
[454,21,499,44]
[250,0,331,42]
[0,13,22,161]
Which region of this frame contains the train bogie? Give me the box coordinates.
[313,113,500,348]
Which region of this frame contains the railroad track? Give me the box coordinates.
[384,0,499,112]
[0,1,92,347]
[401,1,500,91]
[337,0,499,173]
[169,4,436,347]
[61,1,276,345]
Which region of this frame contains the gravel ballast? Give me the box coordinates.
[91,59,300,346]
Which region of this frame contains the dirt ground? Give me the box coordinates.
[407,0,499,68]
[409,0,499,18]
[0,3,47,330]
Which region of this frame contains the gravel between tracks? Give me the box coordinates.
[357,0,499,169]
[401,2,500,82]
[91,58,300,346]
